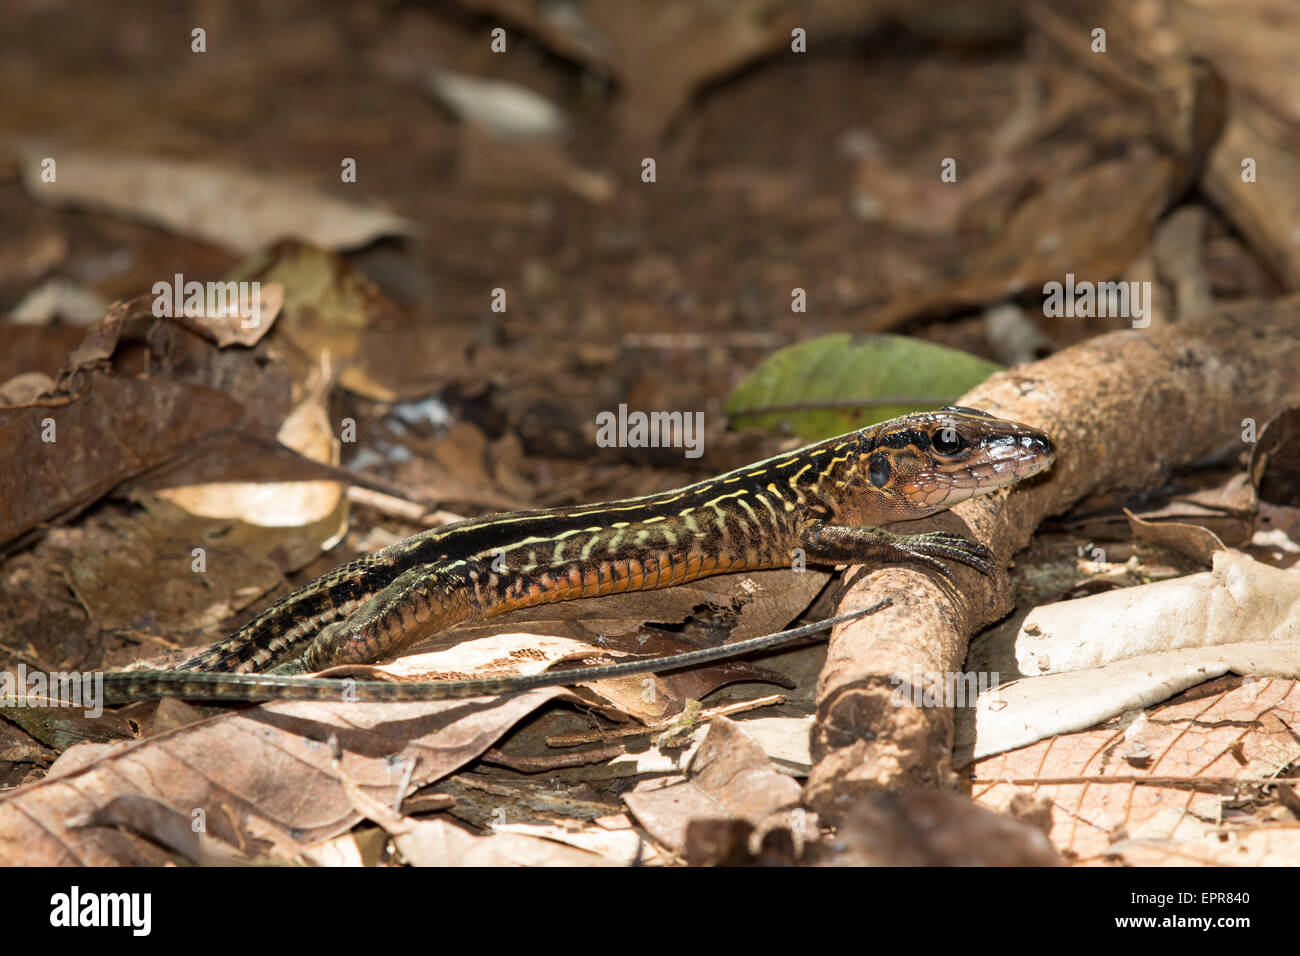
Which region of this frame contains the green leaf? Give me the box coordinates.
[725,334,1003,441]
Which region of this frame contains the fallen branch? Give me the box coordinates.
[805,296,1300,819]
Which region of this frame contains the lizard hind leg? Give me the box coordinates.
[269,563,477,675]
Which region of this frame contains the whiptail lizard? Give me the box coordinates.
[78,406,1056,704]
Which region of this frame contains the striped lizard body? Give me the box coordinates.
[97,406,1055,704]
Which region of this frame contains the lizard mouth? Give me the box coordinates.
[908,419,1057,509]
[962,424,1058,484]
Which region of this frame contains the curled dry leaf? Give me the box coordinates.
[997,550,1299,676]
[165,281,285,348]
[155,365,348,555]
[225,241,473,401]
[1114,472,1258,552]
[867,154,1176,331]
[19,149,415,255]
[623,717,801,855]
[961,551,1300,759]
[1124,507,1226,567]
[1250,406,1300,506]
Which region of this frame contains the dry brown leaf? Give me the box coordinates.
[960,641,1300,762]
[1204,100,1300,290]
[56,503,283,637]
[1166,0,1300,128]
[337,770,621,865]
[1124,508,1226,566]
[811,790,1062,866]
[0,291,327,550]
[973,678,1300,865]
[165,281,284,348]
[227,241,472,402]
[724,713,815,776]
[457,124,614,202]
[1128,472,1258,546]
[1251,406,1300,507]
[0,373,247,548]
[867,154,1176,329]
[623,717,801,855]
[387,817,616,866]
[19,149,414,254]
[70,794,265,865]
[389,421,532,513]
[457,0,796,140]
[0,689,563,864]
[156,362,347,555]
[986,551,1300,679]
[1047,471,1257,549]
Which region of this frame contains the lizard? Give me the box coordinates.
[78,405,1055,705]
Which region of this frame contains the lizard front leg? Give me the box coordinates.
[798,519,995,580]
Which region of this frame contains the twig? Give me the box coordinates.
[545,694,788,748]
[480,743,628,773]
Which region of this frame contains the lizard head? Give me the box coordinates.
[839,406,1057,522]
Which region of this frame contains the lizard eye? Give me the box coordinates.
[867,454,891,488]
[932,428,966,455]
